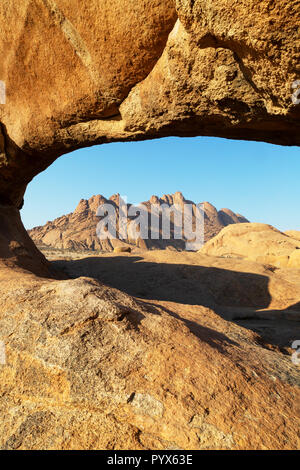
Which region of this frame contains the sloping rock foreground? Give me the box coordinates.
[1,250,300,450]
[28,192,248,252]
[200,223,300,268]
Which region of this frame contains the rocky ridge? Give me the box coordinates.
[28,192,249,252]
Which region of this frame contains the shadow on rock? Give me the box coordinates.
[52,255,300,353]
[52,255,272,309]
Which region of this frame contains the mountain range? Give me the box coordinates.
[28,192,249,252]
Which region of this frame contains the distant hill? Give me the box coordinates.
[28,192,249,252]
[200,222,300,268]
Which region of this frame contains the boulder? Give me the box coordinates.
[114,246,132,254]
[200,223,300,268]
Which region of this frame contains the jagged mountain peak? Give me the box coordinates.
[28,193,249,252]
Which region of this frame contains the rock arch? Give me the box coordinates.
[0,1,300,450]
[0,0,299,274]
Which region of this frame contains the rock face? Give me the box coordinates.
[200,223,300,268]
[0,0,299,272]
[0,1,300,212]
[28,192,249,252]
[1,252,300,450]
[285,230,300,242]
[0,1,300,450]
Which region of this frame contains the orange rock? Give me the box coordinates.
[0,1,299,450]
[200,223,300,268]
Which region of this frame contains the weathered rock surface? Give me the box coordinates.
[0,0,299,450]
[0,204,54,277]
[1,251,300,450]
[0,0,299,213]
[28,192,248,252]
[0,0,299,273]
[200,223,300,268]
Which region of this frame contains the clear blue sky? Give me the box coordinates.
[22,136,300,232]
